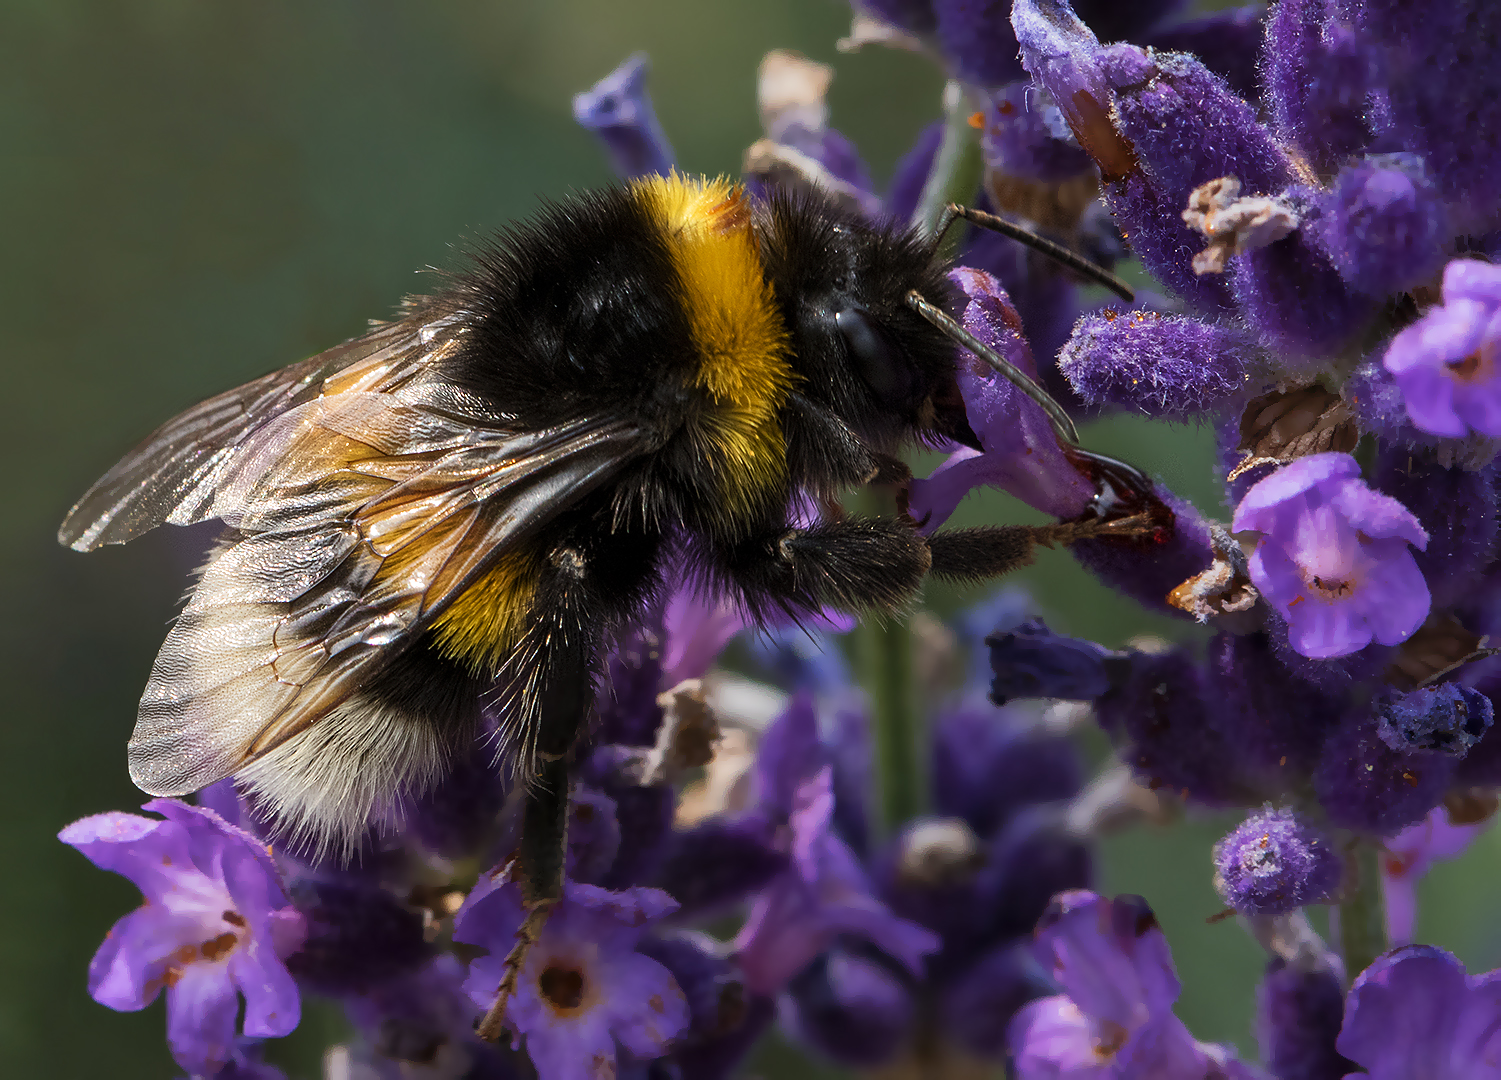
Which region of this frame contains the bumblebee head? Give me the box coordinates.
[755,189,982,454]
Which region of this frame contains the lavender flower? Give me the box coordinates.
[573,54,675,180]
[733,766,939,995]
[987,617,1112,704]
[1383,259,1501,440]
[1336,946,1501,1078]
[1008,891,1260,1079]
[1213,808,1341,917]
[59,800,305,1076]
[1232,453,1430,659]
[454,876,689,1080]
[1382,806,1494,945]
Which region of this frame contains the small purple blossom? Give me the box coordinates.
[454,877,689,1080]
[1212,808,1341,916]
[59,800,305,1076]
[987,618,1112,704]
[1381,806,1493,946]
[1383,259,1501,440]
[1232,453,1430,659]
[1336,946,1501,1078]
[573,54,675,180]
[908,267,1094,528]
[733,766,939,995]
[1009,891,1260,1079]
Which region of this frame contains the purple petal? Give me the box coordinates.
[1336,945,1471,1073]
[1009,995,1112,1076]
[753,692,827,818]
[1353,546,1430,647]
[1452,376,1501,439]
[1231,454,1361,533]
[59,811,192,902]
[1032,892,1180,1028]
[166,963,241,1075]
[1327,480,1429,548]
[601,953,690,1060]
[86,907,179,1011]
[524,1010,617,1080]
[1285,594,1373,660]
[1443,258,1501,303]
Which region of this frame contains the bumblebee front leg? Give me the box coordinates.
[925,519,1146,584]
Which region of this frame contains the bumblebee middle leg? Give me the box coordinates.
[475,528,659,1042]
[925,519,1146,584]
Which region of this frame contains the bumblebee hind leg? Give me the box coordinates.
[476,529,660,1042]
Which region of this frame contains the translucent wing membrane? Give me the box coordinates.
[127,402,649,798]
[56,313,452,551]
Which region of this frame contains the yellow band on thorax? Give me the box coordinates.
[634,174,794,520]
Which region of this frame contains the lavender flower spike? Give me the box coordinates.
[1336,945,1501,1078]
[454,876,688,1080]
[1232,453,1430,659]
[573,54,676,180]
[59,800,305,1076]
[1383,259,1501,440]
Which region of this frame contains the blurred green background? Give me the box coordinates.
[5,1,1500,1076]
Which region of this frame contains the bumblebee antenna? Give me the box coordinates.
[905,289,1080,446]
[934,202,1136,304]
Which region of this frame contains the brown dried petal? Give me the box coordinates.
[1228,385,1358,479]
[1384,613,1497,691]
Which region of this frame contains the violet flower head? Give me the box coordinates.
[1232,453,1430,659]
[987,617,1112,704]
[1382,806,1493,946]
[1212,808,1340,916]
[1336,945,1501,1079]
[1383,259,1501,440]
[454,876,688,1080]
[733,766,939,995]
[1009,891,1259,1079]
[59,800,305,1076]
[1313,158,1445,299]
[907,267,1093,529]
[573,53,676,180]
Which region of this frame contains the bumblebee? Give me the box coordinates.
[60,174,1150,1031]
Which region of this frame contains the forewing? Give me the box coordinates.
[57,309,466,551]
[126,396,652,797]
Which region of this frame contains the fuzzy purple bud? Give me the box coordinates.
[1376,684,1494,756]
[1072,484,1214,616]
[987,619,1112,703]
[1263,0,1376,173]
[1059,309,1258,417]
[1372,449,1498,610]
[1313,158,1446,298]
[573,54,676,180]
[1257,959,1356,1080]
[1315,710,1455,835]
[1213,808,1341,916]
[981,83,1092,182]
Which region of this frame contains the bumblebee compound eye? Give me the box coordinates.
[835,307,917,409]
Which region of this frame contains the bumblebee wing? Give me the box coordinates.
[126,392,653,799]
[57,309,463,551]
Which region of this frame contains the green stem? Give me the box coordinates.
[1339,841,1388,981]
[850,489,924,834]
[913,80,984,254]
[860,612,922,833]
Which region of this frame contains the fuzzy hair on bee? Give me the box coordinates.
[60,172,1149,1032]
